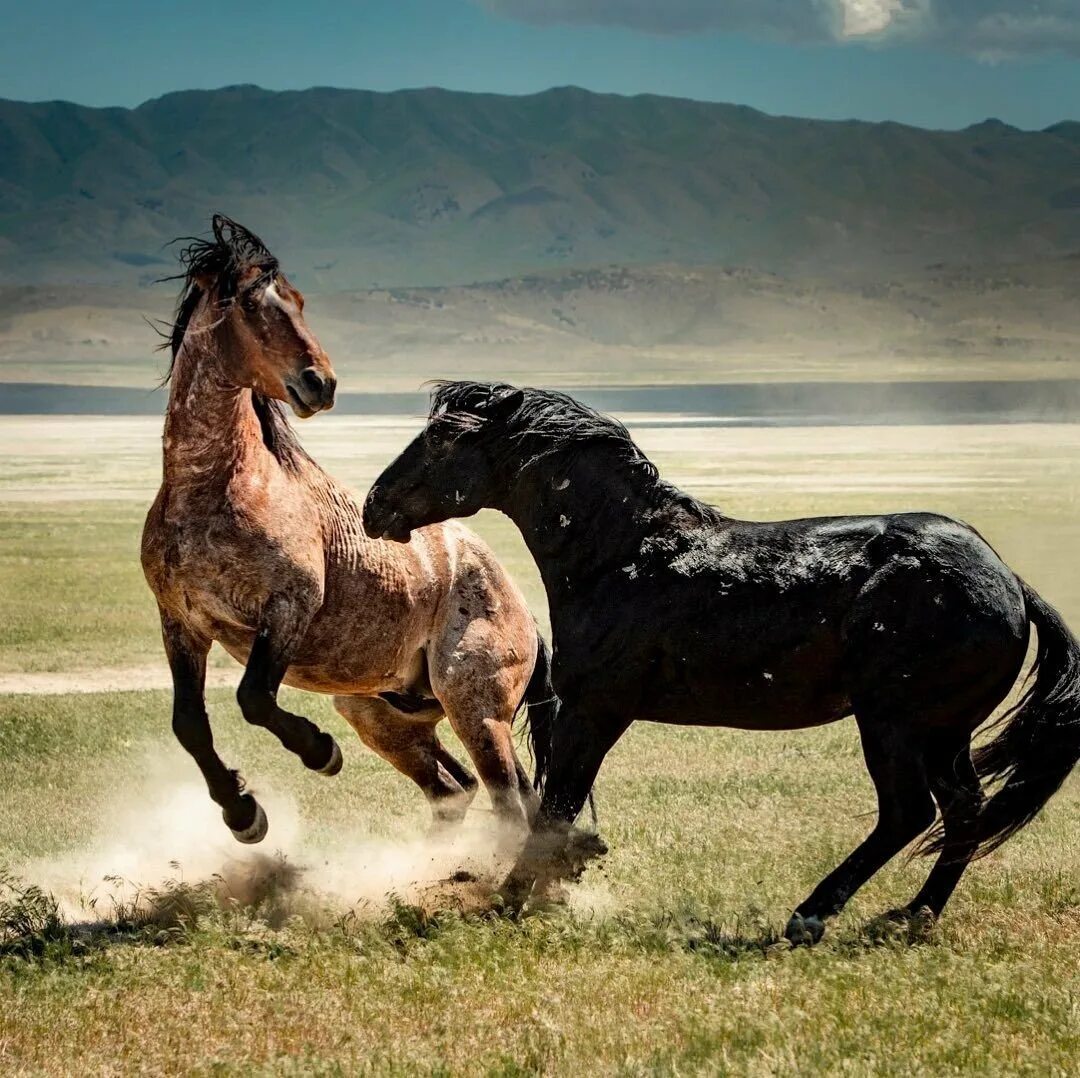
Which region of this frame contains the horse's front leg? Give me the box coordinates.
[235,598,343,776]
[500,705,626,910]
[162,610,267,843]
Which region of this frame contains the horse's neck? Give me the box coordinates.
[503,451,656,598]
[162,337,266,486]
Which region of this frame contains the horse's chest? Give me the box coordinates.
[148,512,315,635]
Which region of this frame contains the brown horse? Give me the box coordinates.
[141,216,552,844]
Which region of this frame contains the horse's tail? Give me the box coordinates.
[521,632,558,793]
[927,580,1080,860]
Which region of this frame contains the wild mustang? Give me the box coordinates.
[363,380,1080,943]
[142,221,553,846]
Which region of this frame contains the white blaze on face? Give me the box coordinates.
[263,280,285,309]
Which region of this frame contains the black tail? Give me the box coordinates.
[929,580,1080,860]
[521,633,558,793]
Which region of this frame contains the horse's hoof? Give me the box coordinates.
[906,905,938,941]
[315,737,343,777]
[784,912,825,947]
[229,800,268,844]
[496,874,534,916]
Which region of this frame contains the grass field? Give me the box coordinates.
[1,416,1079,1074]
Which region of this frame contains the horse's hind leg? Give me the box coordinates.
[435,742,482,814]
[897,732,984,920]
[431,654,537,837]
[514,760,541,825]
[333,696,478,830]
[785,715,936,945]
[442,703,534,837]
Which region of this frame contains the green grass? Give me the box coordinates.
[0,690,1077,1074]
[0,501,161,673]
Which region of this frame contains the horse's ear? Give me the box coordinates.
[488,388,524,419]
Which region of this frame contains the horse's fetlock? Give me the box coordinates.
[311,733,343,776]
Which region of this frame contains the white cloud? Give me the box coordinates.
[477,0,1080,56]
[835,0,911,38]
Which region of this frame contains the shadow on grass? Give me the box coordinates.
[616,907,785,959]
[2,862,944,971]
[0,860,310,964]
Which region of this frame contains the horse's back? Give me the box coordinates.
[564,508,1027,729]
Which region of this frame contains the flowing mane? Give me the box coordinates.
[428,380,722,522]
[161,214,279,368]
[161,213,308,469]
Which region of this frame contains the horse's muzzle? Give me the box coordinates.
[285,366,337,416]
[362,490,413,543]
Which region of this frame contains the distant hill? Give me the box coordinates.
[5,259,1079,390]
[2,84,1079,289]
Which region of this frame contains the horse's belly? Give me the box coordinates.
[644,686,851,730]
[635,644,852,731]
[209,633,417,698]
[279,665,396,696]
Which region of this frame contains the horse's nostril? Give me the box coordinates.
[299,366,335,407]
[301,367,325,393]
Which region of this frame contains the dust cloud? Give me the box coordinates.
[17,772,546,927]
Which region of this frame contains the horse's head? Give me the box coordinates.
[168,214,336,417]
[363,383,525,542]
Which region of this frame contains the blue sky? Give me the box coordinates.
[1,0,1077,130]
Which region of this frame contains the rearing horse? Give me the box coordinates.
[142,221,551,844]
[364,381,1080,943]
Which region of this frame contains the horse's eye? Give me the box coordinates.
[241,291,259,312]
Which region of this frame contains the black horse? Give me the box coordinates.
[363,381,1080,943]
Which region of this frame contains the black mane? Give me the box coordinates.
[429,381,652,467]
[161,213,279,371]
[161,214,308,470]
[428,380,721,523]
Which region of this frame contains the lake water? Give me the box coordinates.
[2,379,1079,425]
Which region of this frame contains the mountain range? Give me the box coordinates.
[3,83,1079,290]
